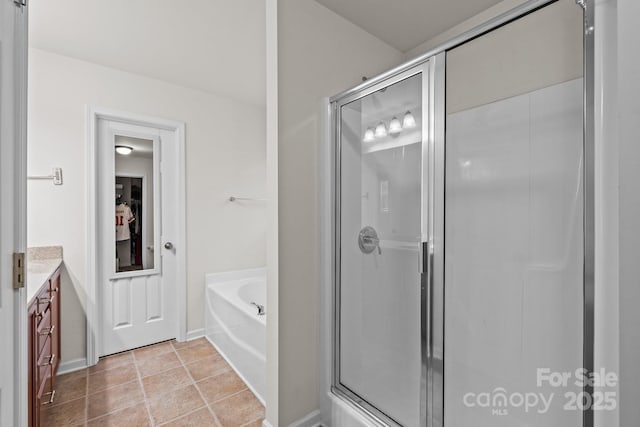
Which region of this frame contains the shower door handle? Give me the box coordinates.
[420,241,430,274]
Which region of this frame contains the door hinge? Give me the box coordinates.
[575,0,586,10]
[13,252,26,289]
[13,0,27,7]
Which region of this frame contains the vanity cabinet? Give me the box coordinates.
[28,267,61,427]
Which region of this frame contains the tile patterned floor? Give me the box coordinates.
[47,338,264,426]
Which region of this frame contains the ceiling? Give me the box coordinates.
[30,1,505,106]
[29,0,266,106]
[315,0,506,52]
[115,136,154,159]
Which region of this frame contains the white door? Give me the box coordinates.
[1,0,28,425]
[97,117,180,356]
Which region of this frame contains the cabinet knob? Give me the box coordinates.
[39,325,55,336]
[42,390,56,405]
[39,354,56,367]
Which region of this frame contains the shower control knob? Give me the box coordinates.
[358,226,381,255]
[164,242,174,250]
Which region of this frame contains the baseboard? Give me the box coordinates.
[186,328,204,341]
[57,358,88,375]
[288,410,323,427]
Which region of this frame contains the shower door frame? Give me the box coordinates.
[331,61,434,427]
[328,0,595,426]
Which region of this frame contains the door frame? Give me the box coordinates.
[2,0,29,425]
[330,62,431,427]
[85,106,187,365]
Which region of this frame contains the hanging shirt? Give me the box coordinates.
[115,203,135,241]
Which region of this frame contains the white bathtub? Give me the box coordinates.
[205,268,266,403]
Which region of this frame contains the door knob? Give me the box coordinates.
[164,242,174,250]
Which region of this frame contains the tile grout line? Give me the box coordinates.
[62,340,224,427]
[208,387,250,405]
[178,340,264,424]
[84,353,148,424]
[85,380,146,422]
[170,337,205,352]
[132,348,157,427]
[173,343,224,427]
[241,417,265,427]
[156,405,210,427]
[135,345,183,380]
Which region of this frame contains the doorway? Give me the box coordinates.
[87,108,187,360]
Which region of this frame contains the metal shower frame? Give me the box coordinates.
[328,0,595,426]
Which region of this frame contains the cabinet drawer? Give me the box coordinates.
[35,309,52,358]
[36,348,53,398]
[34,288,53,327]
[37,367,55,426]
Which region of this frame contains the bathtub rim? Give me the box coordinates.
[207,272,267,326]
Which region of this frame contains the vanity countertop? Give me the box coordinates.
[26,246,63,304]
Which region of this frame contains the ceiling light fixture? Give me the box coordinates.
[403,111,416,129]
[389,116,402,135]
[115,145,133,155]
[363,128,375,142]
[374,122,387,138]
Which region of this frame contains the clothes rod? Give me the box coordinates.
[229,196,267,202]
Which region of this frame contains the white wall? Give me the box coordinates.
[404,0,529,60]
[275,0,403,425]
[446,0,582,113]
[27,48,266,362]
[618,0,640,425]
[594,1,619,427]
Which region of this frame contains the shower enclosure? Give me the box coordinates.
[329,1,594,426]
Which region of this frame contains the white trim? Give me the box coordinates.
[12,2,29,425]
[186,328,204,341]
[594,2,620,427]
[85,105,98,366]
[319,98,333,426]
[262,421,274,427]
[265,1,279,425]
[85,106,187,364]
[288,410,322,427]
[175,120,187,343]
[57,358,88,375]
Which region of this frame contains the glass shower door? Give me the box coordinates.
[335,69,426,426]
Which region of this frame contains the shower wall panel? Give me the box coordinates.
[444,78,584,427]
